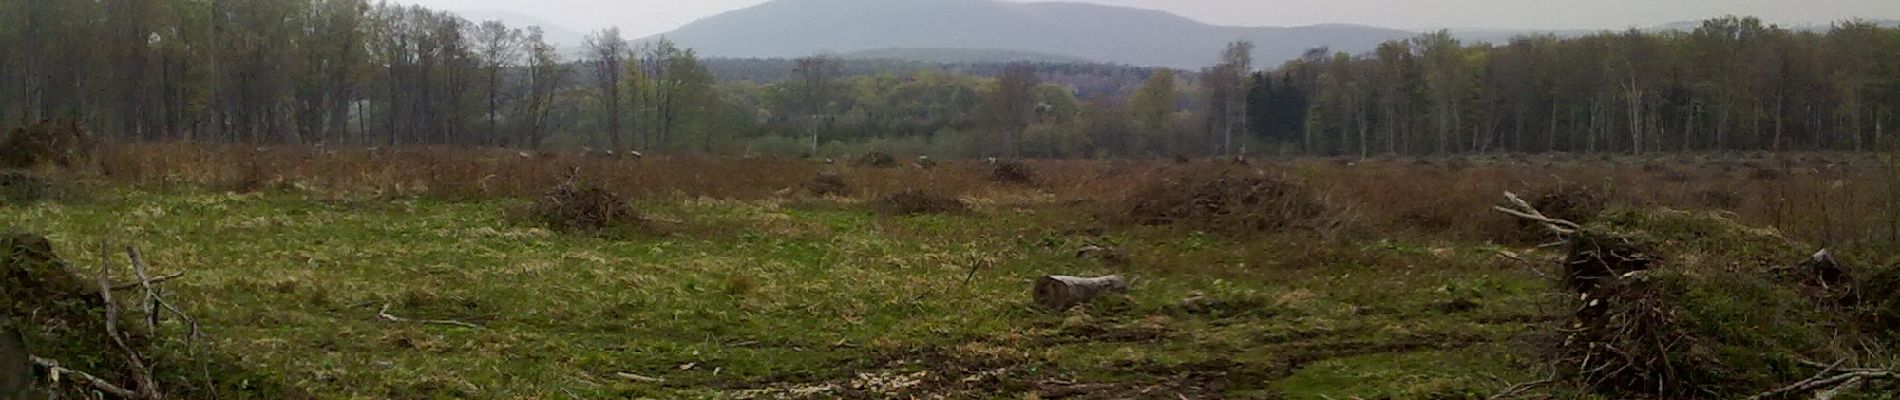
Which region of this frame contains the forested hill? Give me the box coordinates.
[700,58,1157,99]
[838,48,1095,65]
[644,0,1412,69]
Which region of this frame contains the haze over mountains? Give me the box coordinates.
[637,0,1409,69]
[454,0,1900,69]
[453,9,590,47]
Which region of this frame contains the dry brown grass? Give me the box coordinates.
[86,144,1900,249]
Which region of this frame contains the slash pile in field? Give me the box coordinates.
[0,119,95,169]
[989,160,1036,185]
[876,189,967,215]
[805,174,851,197]
[2,230,145,397]
[531,179,642,233]
[855,152,898,168]
[1497,195,1899,398]
[1120,166,1341,234]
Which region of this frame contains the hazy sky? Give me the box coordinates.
[398,0,1900,37]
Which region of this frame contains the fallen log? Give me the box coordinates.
[1034,275,1128,310]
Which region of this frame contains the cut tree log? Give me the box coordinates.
[1034,275,1128,310]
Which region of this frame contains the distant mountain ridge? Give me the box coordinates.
[641,0,1414,69]
[453,9,589,47]
[838,48,1094,64]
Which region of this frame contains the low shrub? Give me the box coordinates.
[0,172,51,206]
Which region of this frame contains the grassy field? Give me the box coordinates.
[5,146,1899,399]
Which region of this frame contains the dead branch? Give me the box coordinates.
[1489,377,1555,400]
[1493,191,1581,236]
[19,243,188,399]
[1494,250,1553,280]
[125,246,209,394]
[29,356,137,399]
[108,272,184,291]
[614,372,666,383]
[97,243,161,399]
[127,247,160,333]
[1746,361,1897,400]
[377,304,481,329]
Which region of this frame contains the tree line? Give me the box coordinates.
[2,1,1896,158]
[1258,17,1900,156]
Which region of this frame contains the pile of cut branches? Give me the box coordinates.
[1491,193,1898,399]
[4,230,198,399]
[530,174,643,233]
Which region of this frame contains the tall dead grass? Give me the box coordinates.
[87,144,1897,249]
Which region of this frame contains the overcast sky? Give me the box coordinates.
[397,0,1900,37]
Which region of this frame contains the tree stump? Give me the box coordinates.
[1034,275,1128,310]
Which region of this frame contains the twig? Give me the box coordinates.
[1493,191,1582,236]
[108,272,185,291]
[1488,378,1554,400]
[97,242,161,399]
[377,304,482,329]
[960,258,987,288]
[1494,250,1553,280]
[29,356,138,398]
[1746,360,1896,400]
[126,246,211,397]
[615,372,666,383]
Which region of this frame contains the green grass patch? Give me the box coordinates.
[0,186,1559,398]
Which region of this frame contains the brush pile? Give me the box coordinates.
[989,160,1036,185]
[805,174,851,197]
[531,180,641,232]
[855,152,898,168]
[1,119,95,169]
[1495,194,1899,398]
[876,189,967,215]
[3,231,180,398]
[1121,167,1339,234]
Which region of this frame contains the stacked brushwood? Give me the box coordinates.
[989,160,1036,185]
[1,119,95,169]
[531,177,642,233]
[804,174,851,197]
[3,230,197,399]
[854,152,898,168]
[1492,193,1899,399]
[876,189,967,215]
[1121,167,1342,234]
